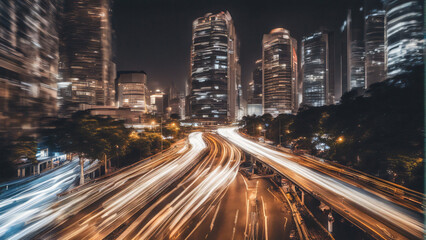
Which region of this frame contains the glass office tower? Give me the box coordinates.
[302,30,335,107]
[364,10,386,87]
[384,0,423,77]
[262,28,298,116]
[58,0,114,113]
[189,11,240,124]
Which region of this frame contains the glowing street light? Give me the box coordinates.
[337,136,344,143]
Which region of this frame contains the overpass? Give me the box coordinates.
[218,127,424,240]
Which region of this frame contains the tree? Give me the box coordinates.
[95,117,131,174]
[42,112,128,185]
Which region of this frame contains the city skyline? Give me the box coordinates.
[113,0,371,93]
[0,1,423,239]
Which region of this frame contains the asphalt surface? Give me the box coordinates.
[190,173,295,240]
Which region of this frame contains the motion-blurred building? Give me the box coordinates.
[364,9,386,87]
[117,71,148,112]
[247,59,263,115]
[301,29,336,107]
[189,11,241,124]
[0,1,60,137]
[58,0,115,113]
[262,28,298,116]
[384,0,424,77]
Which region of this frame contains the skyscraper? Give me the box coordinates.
[189,11,240,124]
[58,0,114,112]
[117,71,148,111]
[262,28,298,116]
[0,1,60,137]
[384,0,423,77]
[340,7,366,94]
[247,59,263,115]
[302,30,335,107]
[364,10,386,87]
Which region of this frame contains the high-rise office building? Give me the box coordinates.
[247,59,263,115]
[262,28,298,116]
[189,11,240,124]
[58,0,115,112]
[0,1,60,137]
[117,71,148,111]
[340,7,365,94]
[364,10,386,87]
[384,0,423,77]
[302,30,335,107]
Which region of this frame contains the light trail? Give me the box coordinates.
[0,159,88,239]
[116,133,241,239]
[17,132,241,240]
[218,127,424,240]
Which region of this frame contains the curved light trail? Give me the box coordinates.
[0,160,86,239]
[218,127,423,240]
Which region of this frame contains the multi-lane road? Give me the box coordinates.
[218,127,424,240]
[0,159,98,239]
[0,129,423,239]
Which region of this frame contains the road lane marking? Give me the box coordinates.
[244,191,249,238]
[284,217,288,231]
[210,201,221,231]
[231,209,239,240]
[241,175,249,190]
[261,196,268,240]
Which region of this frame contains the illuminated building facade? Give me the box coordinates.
[364,10,386,87]
[0,1,60,137]
[189,11,241,124]
[340,7,365,94]
[302,30,335,107]
[150,90,168,117]
[262,28,298,116]
[384,0,424,77]
[247,59,263,115]
[117,71,148,111]
[58,0,115,112]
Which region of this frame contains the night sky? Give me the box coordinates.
[113,0,361,94]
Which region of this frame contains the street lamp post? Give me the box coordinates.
[160,116,163,152]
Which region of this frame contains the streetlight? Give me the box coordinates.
[336,136,344,143]
[160,116,163,152]
[151,120,156,131]
[258,125,265,142]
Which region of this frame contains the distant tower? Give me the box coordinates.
[247,59,263,115]
[384,0,424,77]
[364,10,386,87]
[262,28,298,116]
[340,7,365,94]
[58,0,114,112]
[117,71,148,111]
[189,11,241,124]
[302,29,336,107]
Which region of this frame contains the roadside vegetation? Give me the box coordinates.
[241,66,423,191]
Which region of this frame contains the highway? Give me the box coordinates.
[0,159,96,239]
[190,173,296,240]
[218,127,424,240]
[24,132,241,240]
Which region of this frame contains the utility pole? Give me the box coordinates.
[279,118,281,146]
[160,116,163,152]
